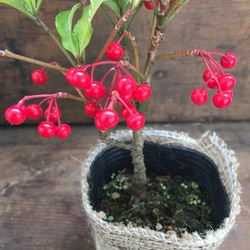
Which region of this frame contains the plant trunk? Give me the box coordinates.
[130,129,147,201]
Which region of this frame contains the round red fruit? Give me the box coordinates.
[105,43,123,61]
[27,104,43,120]
[84,82,106,99]
[218,73,236,91]
[31,70,47,85]
[120,104,137,119]
[118,91,134,104]
[65,68,78,84]
[191,88,208,105]
[5,104,28,125]
[223,89,234,99]
[220,53,237,68]
[97,109,119,128]
[116,76,135,95]
[44,106,61,122]
[56,124,71,139]
[85,101,100,117]
[38,122,57,138]
[67,68,90,89]
[203,69,220,89]
[126,112,145,130]
[212,93,232,108]
[133,84,151,102]
[144,0,157,10]
[95,118,109,131]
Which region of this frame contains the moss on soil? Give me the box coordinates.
[99,169,214,237]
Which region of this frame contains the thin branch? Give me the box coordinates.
[127,0,144,31]
[0,50,68,72]
[120,60,146,82]
[35,15,77,67]
[155,49,200,60]
[126,32,140,82]
[59,92,88,103]
[100,5,115,29]
[158,0,191,27]
[148,14,157,50]
[95,11,132,63]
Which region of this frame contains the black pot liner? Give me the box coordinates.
[88,141,230,228]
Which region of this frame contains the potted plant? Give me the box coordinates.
[0,0,240,249]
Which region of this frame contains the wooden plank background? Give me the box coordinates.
[0,0,249,125]
[0,122,249,249]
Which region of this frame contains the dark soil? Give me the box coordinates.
[99,169,214,237]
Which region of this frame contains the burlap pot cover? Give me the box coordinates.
[81,129,241,250]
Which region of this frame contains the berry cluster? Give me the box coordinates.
[5,93,71,138]
[144,0,181,11]
[5,59,151,136]
[65,61,151,131]
[191,51,236,108]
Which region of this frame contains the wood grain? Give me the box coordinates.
[0,123,249,249]
[0,0,249,124]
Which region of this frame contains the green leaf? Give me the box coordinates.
[103,0,121,19]
[36,0,43,10]
[73,0,106,57]
[30,0,43,11]
[0,0,43,19]
[0,0,34,18]
[129,0,142,10]
[55,3,81,57]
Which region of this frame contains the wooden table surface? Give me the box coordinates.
[0,122,249,250]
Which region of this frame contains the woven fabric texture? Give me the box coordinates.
[81,129,241,250]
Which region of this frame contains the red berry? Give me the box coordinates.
[31,69,47,85]
[218,73,236,91]
[105,43,123,61]
[38,122,57,138]
[84,82,106,99]
[223,89,234,99]
[212,93,232,108]
[5,104,28,125]
[95,118,109,131]
[116,76,136,95]
[220,53,237,69]
[144,0,157,10]
[133,84,151,102]
[44,106,61,122]
[84,101,101,117]
[27,104,43,120]
[126,112,145,130]
[118,91,134,104]
[191,88,208,105]
[97,110,119,129]
[203,69,220,89]
[66,68,78,83]
[120,104,137,119]
[56,124,71,139]
[66,68,90,89]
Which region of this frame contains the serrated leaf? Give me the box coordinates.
[55,3,81,57]
[0,0,34,18]
[73,0,106,56]
[103,0,121,19]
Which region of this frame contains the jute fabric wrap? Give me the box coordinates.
[81,129,241,250]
